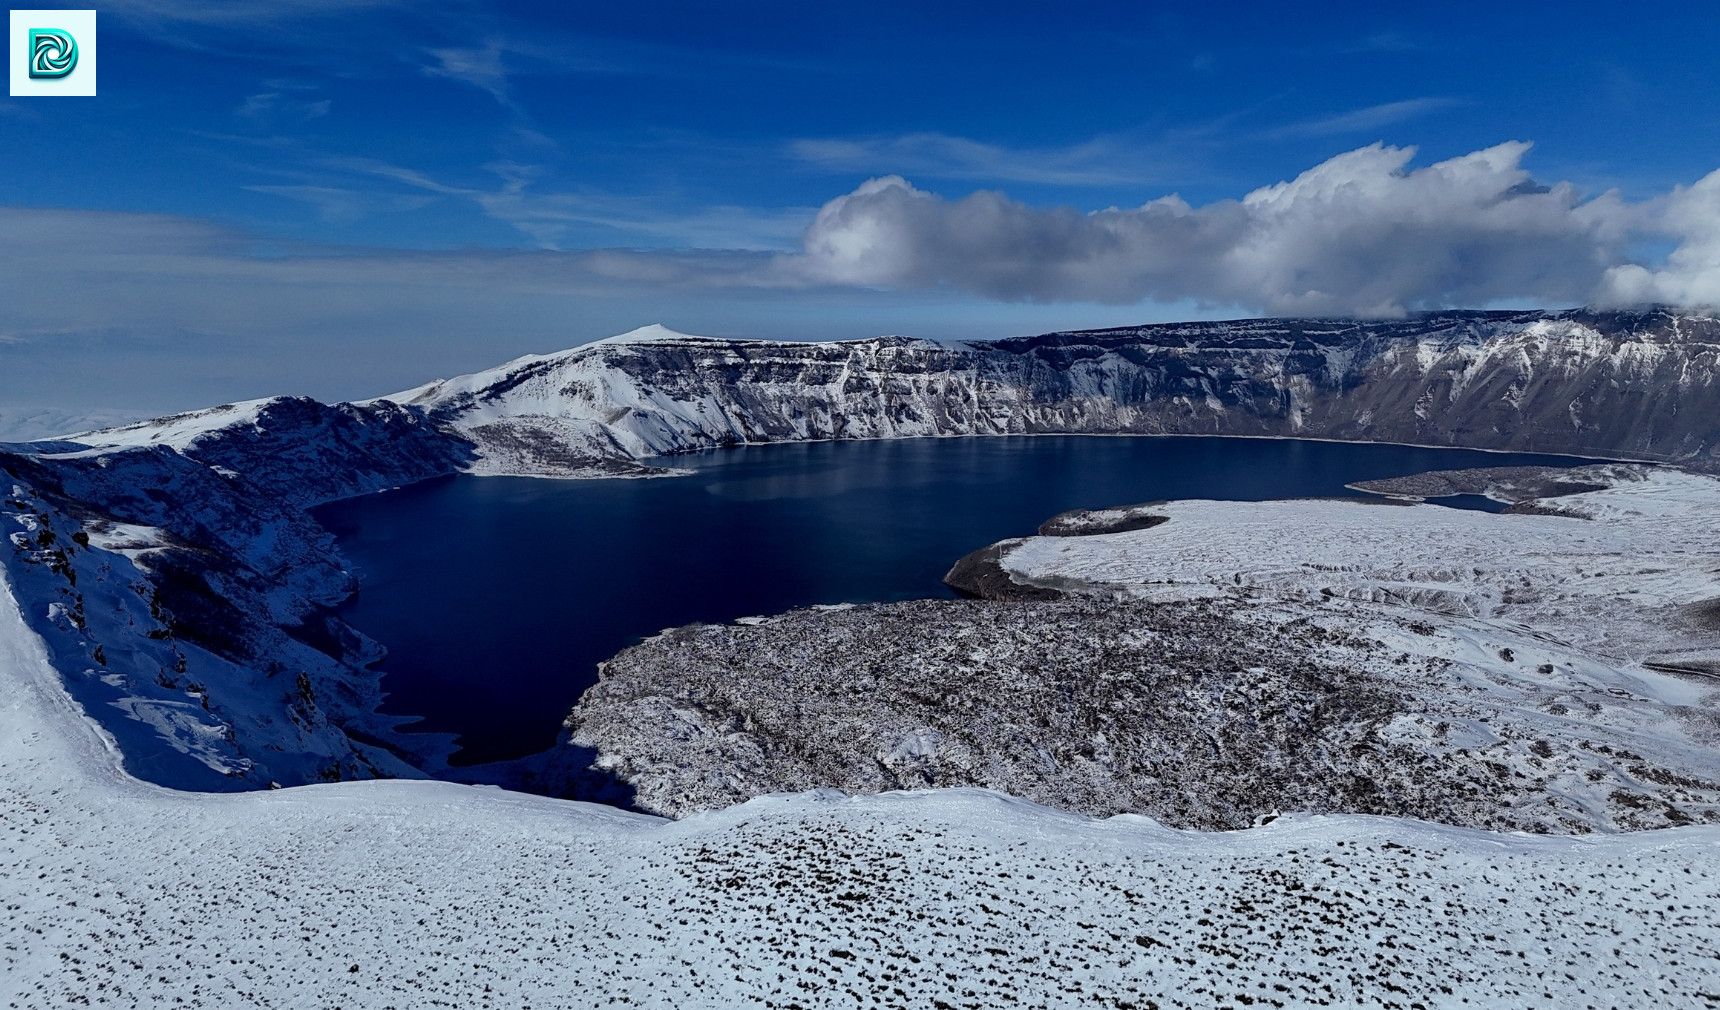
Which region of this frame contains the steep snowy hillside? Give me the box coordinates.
[386,310,1720,476]
[4,571,1719,1008]
[0,399,469,789]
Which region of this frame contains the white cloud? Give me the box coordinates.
[0,142,1712,362]
[791,142,1659,316]
[1596,168,1720,308]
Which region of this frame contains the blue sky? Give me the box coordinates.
[2,1,1719,433]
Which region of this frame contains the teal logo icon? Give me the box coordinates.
[28,28,77,79]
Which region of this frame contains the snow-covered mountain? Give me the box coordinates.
[385,310,1720,476]
[7,308,1720,1002]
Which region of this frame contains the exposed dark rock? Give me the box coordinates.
[942,539,1064,600]
[1346,464,1634,503]
[1687,598,1720,631]
[1037,504,1171,536]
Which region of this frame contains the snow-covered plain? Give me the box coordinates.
[998,465,1720,671]
[6,567,1720,1008]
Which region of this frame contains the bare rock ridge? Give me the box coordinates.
[1345,464,1618,502]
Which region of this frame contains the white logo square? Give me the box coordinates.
[10,9,96,97]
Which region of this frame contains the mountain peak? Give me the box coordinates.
[590,323,712,346]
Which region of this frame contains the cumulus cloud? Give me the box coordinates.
[791,142,1653,316]
[1597,169,1720,308]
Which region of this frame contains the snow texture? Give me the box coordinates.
[5,565,1720,1007]
[0,398,471,790]
[4,314,1720,1003]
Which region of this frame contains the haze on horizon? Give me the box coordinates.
[1,0,1718,438]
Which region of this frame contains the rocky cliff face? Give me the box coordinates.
[391,310,1720,474]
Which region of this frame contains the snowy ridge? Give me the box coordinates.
[58,396,285,452]
[4,565,1720,1007]
[51,308,1720,480]
[379,308,1720,478]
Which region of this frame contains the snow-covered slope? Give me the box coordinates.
[0,398,471,789]
[5,566,1719,1007]
[384,309,1720,477]
[994,465,1720,667]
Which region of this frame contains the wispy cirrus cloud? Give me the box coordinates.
[323,155,812,249]
[423,38,513,102]
[102,0,404,27]
[1263,97,1463,139]
[236,82,331,122]
[787,130,1206,188]
[242,184,437,222]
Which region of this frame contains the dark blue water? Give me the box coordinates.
[313,436,1593,765]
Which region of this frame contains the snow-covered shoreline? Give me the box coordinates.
[558,466,1720,835]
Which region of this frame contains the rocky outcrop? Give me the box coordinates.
[1345,464,1627,502]
[561,595,1720,833]
[1036,503,1171,537]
